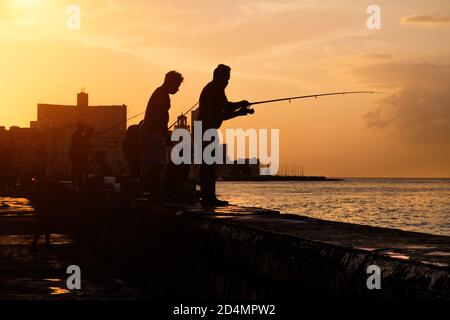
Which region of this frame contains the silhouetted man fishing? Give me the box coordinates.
[198,64,254,206]
[140,71,184,201]
[122,120,143,178]
[69,123,93,190]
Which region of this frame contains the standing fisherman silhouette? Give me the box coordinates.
[122,120,143,178]
[198,64,254,206]
[69,123,93,190]
[140,71,184,201]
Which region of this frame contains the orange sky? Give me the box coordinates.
[1,0,449,177]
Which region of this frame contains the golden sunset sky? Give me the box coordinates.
[1,0,449,177]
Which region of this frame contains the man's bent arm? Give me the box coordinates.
[224,100,249,112]
[222,107,252,121]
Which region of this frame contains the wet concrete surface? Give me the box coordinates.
[2,193,449,300]
[0,211,144,300]
[157,202,450,299]
[166,203,450,269]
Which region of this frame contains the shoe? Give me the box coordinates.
[201,198,229,207]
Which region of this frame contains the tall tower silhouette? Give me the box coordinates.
[77,89,88,107]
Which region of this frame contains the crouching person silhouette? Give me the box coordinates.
[139,71,184,201]
[198,64,255,207]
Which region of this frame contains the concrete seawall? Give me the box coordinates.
[48,186,449,300]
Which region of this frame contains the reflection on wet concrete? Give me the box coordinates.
[44,279,70,295]
[49,287,70,296]
[0,234,73,245]
[421,261,449,268]
[0,197,34,214]
[426,251,450,257]
[49,287,70,295]
[382,251,411,260]
[0,198,143,300]
[354,247,377,252]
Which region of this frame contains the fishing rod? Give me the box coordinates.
[93,100,198,139]
[166,91,394,120]
[93,90,391,142]
[93,109,145,137]
[171,91,393,125]
[248,91,394,106]
[91,101,199,149]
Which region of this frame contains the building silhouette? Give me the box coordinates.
[31,91,127,178]
[0,126,45,176]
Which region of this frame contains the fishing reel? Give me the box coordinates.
[241,105,254,115]
[244,107,255,114]
[247,108,255,114]
[238,105,254,115]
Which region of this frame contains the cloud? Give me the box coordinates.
[401,14,450,27]
[359,52,393,61]
[356,62,450,145]
[238,0,314,16]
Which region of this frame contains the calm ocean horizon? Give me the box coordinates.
[217,178,450,236]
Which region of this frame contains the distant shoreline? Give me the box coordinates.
[219,176,343,182]
[218,176,450,182]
